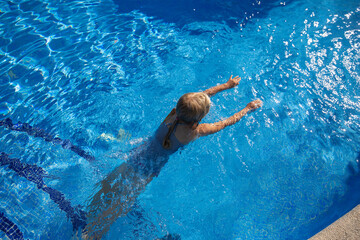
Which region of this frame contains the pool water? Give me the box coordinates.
[0,0,359,239]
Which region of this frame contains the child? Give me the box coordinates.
[84,76,262,239]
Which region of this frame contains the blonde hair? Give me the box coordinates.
[163,92,210,149]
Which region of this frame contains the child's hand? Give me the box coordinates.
[226,75,241,88]
[246,99,263,110]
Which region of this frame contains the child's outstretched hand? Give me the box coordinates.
[246,99,263,111]
[226,75,241,88]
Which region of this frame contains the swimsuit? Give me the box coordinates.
[154,122,185,152]
[126,122,185,177]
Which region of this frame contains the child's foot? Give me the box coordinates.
[98,133,117,141]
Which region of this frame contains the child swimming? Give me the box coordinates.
[84,75,262,239]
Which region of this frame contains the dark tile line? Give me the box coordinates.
[0,118,95,161]
[0,212,24,240]
[0,152,87,230]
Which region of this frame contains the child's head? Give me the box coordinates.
[163,92,210,149]
[176,92,211,124]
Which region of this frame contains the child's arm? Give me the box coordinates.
[203,75,241,97]
[196,100,262,136]
[161,108,176,124]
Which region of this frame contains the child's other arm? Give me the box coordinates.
[196,100,262,136]
[203,75,241,97]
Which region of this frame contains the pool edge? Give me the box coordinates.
[309,204,360,240]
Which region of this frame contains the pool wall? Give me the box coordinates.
[310,204,360,240]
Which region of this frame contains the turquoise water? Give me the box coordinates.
[0,0,359,239]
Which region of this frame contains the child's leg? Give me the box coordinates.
[84,163,153,239]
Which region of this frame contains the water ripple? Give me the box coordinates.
[0,0,359,239]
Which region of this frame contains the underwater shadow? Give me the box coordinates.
[113,0,292,28]
[298,153,360,239]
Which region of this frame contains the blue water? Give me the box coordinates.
[0,0,359,239]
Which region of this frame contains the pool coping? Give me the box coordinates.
[309,204,360,240]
